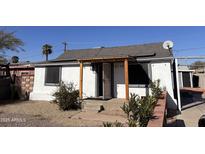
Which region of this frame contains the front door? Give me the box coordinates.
[103,63,112,99]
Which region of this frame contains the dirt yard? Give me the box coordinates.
[0,100,127,127]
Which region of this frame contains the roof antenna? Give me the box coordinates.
[62,42,68,53]
[163,40,174,56]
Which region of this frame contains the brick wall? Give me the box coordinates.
[10,67,34,99]
[147,92,167,127]
[21,74,34,94]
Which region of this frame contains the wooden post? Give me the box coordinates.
[79,61,83,99]
[124,58,129,100]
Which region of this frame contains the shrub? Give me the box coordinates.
[128,119,138,127]
[103,121,124,127]
[52,82,81,111]
[103,122,113,127]
[121,80,163,127]
[150,79,163,100]
[121,93,140,120]
[114,121,124,127]
[138,96,156,126]
[121,94,141,126]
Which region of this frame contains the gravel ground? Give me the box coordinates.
[0,100,127,127]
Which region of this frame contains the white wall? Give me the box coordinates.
[30,65,96,101]
[114,62,177,109]
[30,61,177,109]
[30,67,57,101]
[151,62,177,109]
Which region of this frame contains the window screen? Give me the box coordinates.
[128,63,150,84]
[45,66,60,85]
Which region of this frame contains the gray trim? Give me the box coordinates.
[35,62,91,67]
[136,56,173,62]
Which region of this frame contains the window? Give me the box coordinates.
[45,66,61,85]
[182,72,191,87]
[128,63,150,84]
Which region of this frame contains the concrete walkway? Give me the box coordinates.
[176,103,205,127]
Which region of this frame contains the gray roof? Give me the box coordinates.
[54,42,172,61]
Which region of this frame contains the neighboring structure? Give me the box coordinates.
[193,73,205,88]
[9,63,34,99]
[30,42,177,109]
[189,65,205,88]
[194,66,205,73]
[0,63,34,100]
[178,65,194,88]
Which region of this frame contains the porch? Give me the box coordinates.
[78,57,130,100]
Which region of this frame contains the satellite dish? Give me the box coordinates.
[163,40,174,49]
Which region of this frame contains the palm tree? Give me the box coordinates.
[11,56,19,63]
[42,44,52,61]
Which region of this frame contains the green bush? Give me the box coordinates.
[52,82,82,111]
[121,80,163,127]
[150,79,163,100]
[128,119,138,127]
[103,122,113,127]
[103,121,124,127]
[138,96,156,126]
[114,121,124,127]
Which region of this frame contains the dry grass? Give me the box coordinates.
[0,100,127,127]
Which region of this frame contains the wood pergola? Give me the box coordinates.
[78,56,129,100]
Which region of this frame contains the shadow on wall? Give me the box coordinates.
[166,119,186,127]
[167,92,178,110]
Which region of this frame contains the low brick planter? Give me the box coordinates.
[147,91,167,127]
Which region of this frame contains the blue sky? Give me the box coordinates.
[1,26,205,64]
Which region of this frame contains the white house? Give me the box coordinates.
[30,42,177,109]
